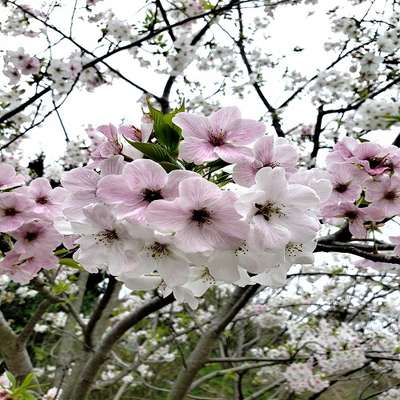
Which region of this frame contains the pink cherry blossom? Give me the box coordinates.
[146,177,249,252]
[173,106,265,164]
[11,220,63,253]
[321,202,377,237]
[61,167,101,219]
[0,163,25,190]
[0,250,58,284]
[97,159,196,221]
[364,176,400,216]
[326,138,400,178]
[92,124,122,160]
[233,135,298,187]
[351,142,391,176]
[70,204,145,275]
[289,169,332,204]
[126,234,191,287]
[325,137,359,165]
[20,56,40,75]
[119,115,153,144]
[90,124,142,162]
[383,144,400,175]
[0,193,34,232]
[61,156,124,219]
[326,163,362,204]
[18,177,66,218]
[3,65,21,84]
[235,167,320,249]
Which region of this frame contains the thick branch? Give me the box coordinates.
[168,285,259,400]
[84,276,117,348]
[17,298,52,345]
[0,311,33,380]
[69,293,174,400]
[315,242,400,265]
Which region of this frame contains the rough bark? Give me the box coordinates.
[55,271,89,399]
[0,311,33,381]
[168,285,259,400]
[68,293,174,400]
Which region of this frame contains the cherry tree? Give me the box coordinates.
[0,0,400,399]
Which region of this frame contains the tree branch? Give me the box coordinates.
[70,293,174,400]
[168,285,259,400]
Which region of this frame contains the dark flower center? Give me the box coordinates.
[142,188,163,203]
[334,183,349,193]
[344,210,358,220]
[208,131,225,146]
[36,196,48,205]
[191,208,212,224]
[4,208,17,216]
[368,157,383,168]
[255,202,284,221]
[150,242,170,257]
[96,229,119,245]
[384,190,397,201]
[25,231,39,242]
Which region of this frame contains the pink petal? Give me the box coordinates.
[100,155,125,176]
[254,167,288,200]
[61,168,100,192]
[214,144,253,163]
[178,177,221,210]
[232,162,257,187]
[0,215,25,232]
[225,119,265,145]
[285,184,320,209]
[97,175,141,206]
[29,177,52,196]
[175,224,214,252]
[173,112,211,140]
[162,170,197,199]
[273,143,298,168]
[146,200,190,231]
[254,136,274,164]
[179,138,218,164]
[252,217,291,249]
[209,106,241,132]
[123,159,167,190]
[97,123,118,141]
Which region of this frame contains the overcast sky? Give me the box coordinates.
[0,0,397,165]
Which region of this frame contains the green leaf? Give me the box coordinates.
[202,0,215,10]
[159,161,182,172]
[20,373,33,389]
[52,281,71,295]
[6,371,17,388]
[59,258,83,271]
[147,101,184,155]
[128,141,173,163]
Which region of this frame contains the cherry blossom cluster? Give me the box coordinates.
[0,164,64,283]
[281,320,367,393]
[3,48,41,85]
[0,3,42,37]
[350,99,400,131]
[50,106,329,308]
[256,317,377,394]
[283,362,329,394]
[321,136,400,238]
